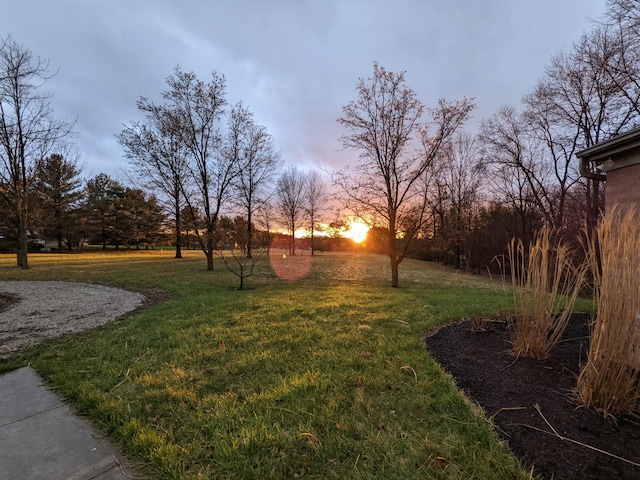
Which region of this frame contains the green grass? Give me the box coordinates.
[1,250,535,479]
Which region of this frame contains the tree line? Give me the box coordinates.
[2,0,639,285]
[334,0,640,286]
[0,157,165,253]
[0,37,329,267]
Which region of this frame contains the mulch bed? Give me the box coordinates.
[425,314,640,480]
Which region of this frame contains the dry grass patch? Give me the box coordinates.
[507,225,586,360]
[576,207,640,418]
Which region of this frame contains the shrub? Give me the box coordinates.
[576,207,640,418]
[507,224,586,360]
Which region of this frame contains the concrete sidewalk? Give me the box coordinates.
[0,367,149,480]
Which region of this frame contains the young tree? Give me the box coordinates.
[275,166,307,255]
[335,63,474,287]
[225,102,281,258]
[118,103,188,258]
[304,169,327,255]
[0,35,75,267]
[214,215,265,290]
[35,152,83,250]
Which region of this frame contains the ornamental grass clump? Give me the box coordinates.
[508,225,586,360]
[576,207,640,419]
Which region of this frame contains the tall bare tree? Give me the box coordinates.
[226,102,281,258]
[304,169,327,255]
[605,0,640,117]
[162,66,234,271]
[256,201,276,253]
[0,35,75,267]
[275,166,306,255]
[526,26,637,229]
[478,106,556,229]
[118,101,188,258]
[434,133,483,269]
[335,63,474,287]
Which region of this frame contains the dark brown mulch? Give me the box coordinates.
[425,314,640,480]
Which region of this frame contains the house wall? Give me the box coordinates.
[605,162,640,212]
[605,162,640,369]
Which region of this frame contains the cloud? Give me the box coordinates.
[1,0,607,179]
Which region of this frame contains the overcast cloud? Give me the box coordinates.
[1,1,607,180]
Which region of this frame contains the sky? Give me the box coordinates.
[1,0,608,181]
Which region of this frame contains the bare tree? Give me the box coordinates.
[304,169,327,255]
[162,66,234,271]
[226,102,281,258]
[275,166,307,255]
[478,106,556,230]
[0,35,75,268]
[510,26,638,234]
[118,99,188,258]
[604,1,640,117]
[434,133,483,269]
[479,152,540,243]
[530,27,637,228]
[334,62,474,287]
[256,201,276,253]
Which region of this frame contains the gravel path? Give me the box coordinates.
[0,281,145,356]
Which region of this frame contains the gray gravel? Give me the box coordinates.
[0,281,145,356]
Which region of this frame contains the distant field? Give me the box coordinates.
[0,250,534,479]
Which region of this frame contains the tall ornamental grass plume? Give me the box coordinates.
[576,206,640,419]
[508,224,587,360]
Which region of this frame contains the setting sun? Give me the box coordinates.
[344,221,369,243]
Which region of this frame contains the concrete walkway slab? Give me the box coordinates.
[0,367,149,480]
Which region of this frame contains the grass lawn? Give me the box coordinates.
[0,249,535,479]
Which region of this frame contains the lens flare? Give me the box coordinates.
[269,248,312,280]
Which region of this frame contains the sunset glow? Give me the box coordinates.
[344,221,369,243]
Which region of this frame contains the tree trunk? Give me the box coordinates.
[389,213,399,287]
[174,204,182,259]
[247,210,253,259]
[239,265,245,290]
[390,256,399,288]
[310,227,315,256]
[289,217,296,255]
[16,222,29,269]
[205,233,215,271]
